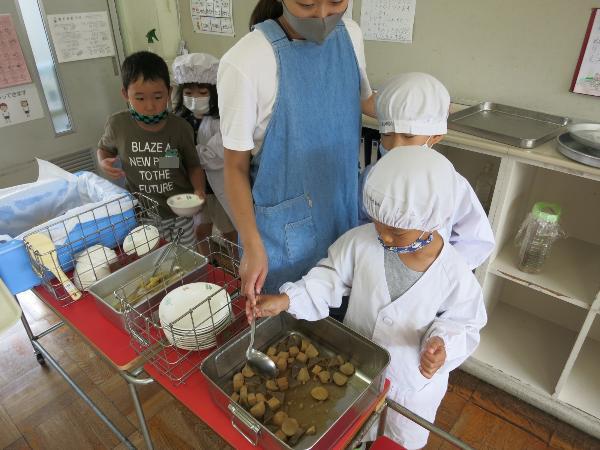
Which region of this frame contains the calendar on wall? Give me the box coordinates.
[190,0,234,37]
[0,14,32,89]
[360,0,416,43]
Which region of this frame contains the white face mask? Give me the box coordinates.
[379,136,433,156]
[183,95,210,116]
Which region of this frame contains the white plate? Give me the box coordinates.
[159,282,231,331]
[167,193,204,217]
[122,225,160,256]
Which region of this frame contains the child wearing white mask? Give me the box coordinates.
[358,73,494,270]
[172,53,237,249]
[249,147,487,449]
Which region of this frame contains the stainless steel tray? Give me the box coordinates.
[200,313,390,450]
[556,132,600,169]
[448,102,570,148]
[87,243,208,333]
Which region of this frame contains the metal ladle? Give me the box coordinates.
[245,306,278,379]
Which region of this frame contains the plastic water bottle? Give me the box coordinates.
[515,202,564,274]
[474,163,495,214]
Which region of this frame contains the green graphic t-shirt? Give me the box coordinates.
[98,111,201,218]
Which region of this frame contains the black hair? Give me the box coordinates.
[250,0,282,29]
[173,83,219,118]
[121,51,170,91]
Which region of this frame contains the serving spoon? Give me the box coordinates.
[245,306,278,379]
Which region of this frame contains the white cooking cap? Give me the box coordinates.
[172,53,219,85]
[376,72,450,135]
[363,146,456,231]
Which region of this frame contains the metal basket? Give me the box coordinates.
[115,236,246,384]
[23,192,161,305]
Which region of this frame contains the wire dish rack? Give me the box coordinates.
[23,192,161,305]
[115,236,246,385]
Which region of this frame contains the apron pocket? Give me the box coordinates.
[285,216,317,264]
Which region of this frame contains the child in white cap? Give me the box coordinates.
[359,72,494,270]
[249,147,487,449]
[172,53,237,249]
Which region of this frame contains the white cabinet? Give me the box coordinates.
[444,136,600,439]
[361,116,600,437]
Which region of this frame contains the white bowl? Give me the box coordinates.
[74,263,111,291]
[159,282,231,349]
[122,225,160,256]
[72,245,117,290]
[167,193,204,217]
[75,244,118,268]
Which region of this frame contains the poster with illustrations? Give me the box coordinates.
[0,83,44,128]
[360,0,416,43]
[571,9,600,97]
[190,0,234,36]
[0,14,32,89]
[47,12,115,63]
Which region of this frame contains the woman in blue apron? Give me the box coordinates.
[219,0,375,301]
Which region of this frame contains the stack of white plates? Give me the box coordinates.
[158,282,231,350]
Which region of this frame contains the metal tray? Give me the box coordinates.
[87,243,208,333]
[568,123,600,150]
[556,132,600,169]
[448,102,570,148]
[200,313,390,450]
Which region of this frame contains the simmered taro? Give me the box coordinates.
[276,357,288,372]
[306,425,316,435]
[296,352,308,363]
[250,400,265,418]
[333,371,348,386]
[297,367,310,384]
[267,396,281,411]
[275,429,287,441]
[232,372,244,392]
[276,376,289,391]
[272,410,288,426]
[282,417,299,436]
[288,345,300,357]
[247,392,257,406]
[310,386,329,401]
[317,370,330,384]
[266,379,278,391]
[242,364,255,378]
[340,362,355,376]
[305,344,319,359]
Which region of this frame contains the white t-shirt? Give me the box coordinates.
[217,18,372,155]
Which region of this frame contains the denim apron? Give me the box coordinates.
[251,19,361,293]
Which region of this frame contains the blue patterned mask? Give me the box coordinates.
[378,232,433,254]
[129,104,167,124]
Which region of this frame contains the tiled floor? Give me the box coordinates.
[1,291,598,450]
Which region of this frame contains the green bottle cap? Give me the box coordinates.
[532,202,562,223]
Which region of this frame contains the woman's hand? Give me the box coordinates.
[240,240,268,307]
[246,293,290,324]
[419,336,446,379]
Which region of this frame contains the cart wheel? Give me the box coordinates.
[36,353,46,365]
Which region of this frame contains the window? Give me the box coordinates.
[17,0,72,134]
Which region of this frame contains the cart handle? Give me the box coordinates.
[385,398,474,450]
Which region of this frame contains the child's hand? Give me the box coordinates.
[419,336,446,379]
[194,190,206,205]
[245,294,290,324]
[99,157,125,179]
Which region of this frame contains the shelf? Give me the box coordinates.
[473,302,577,394]
[490,237,600,309]
[559,336,600,419]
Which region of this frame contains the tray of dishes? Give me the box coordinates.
[448,102,570,148]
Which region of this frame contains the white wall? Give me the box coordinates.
[180,0,600,122]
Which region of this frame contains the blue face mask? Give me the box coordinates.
[378,232,433,254]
